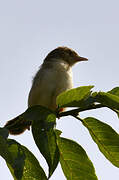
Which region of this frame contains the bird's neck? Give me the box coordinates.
[43,58,71,71]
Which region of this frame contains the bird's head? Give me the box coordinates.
[44,46,88,66]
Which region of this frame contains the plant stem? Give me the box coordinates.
[59,104,105,117]
[72,115,83,122]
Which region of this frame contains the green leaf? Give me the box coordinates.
[93,92,119,110]
[57,137,98,180]
[31,106,59,178]
[22,105,56,130]
[108,87,119,97]
[56,86,94,108]
[0,138,47,180]
[0,127,9,139]
[0,136,11,163]
[108,87,119,117]
[83,117,119,168]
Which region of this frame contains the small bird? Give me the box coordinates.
[5,47,88,134]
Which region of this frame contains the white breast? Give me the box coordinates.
[28,59,73,110]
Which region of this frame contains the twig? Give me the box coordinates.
[71,115,83,122]
[59,104,105,117]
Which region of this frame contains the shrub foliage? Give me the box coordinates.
[1,86,119,179]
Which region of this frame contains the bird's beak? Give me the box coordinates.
[76,56,88,62]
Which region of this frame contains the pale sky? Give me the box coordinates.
[0,0,119,179]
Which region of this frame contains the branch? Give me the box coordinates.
[59,104,105,118]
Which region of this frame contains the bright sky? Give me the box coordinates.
[0,0,119,179]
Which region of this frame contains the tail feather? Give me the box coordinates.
[5,116,31,135]
[5,107,64,135]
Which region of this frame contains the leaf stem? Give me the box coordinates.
[72,115,83,122]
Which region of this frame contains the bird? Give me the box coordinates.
[5,46,88,135]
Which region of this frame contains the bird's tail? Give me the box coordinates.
[4,116,31,135]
